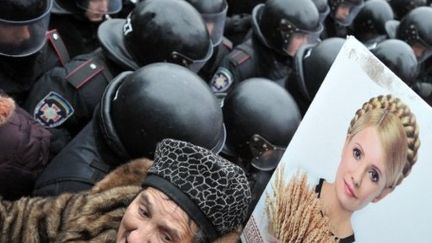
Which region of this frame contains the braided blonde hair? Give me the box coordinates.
[347,94,420,188]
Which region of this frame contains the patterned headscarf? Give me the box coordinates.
[142,138,251,240]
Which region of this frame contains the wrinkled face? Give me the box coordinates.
[117,187,197,243]
[85,0,108,22]
[335,126,391,212]
[286,33,308,57]
[335,4,351,21]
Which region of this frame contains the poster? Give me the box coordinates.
[241,36,432,243]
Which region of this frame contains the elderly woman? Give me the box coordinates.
[0,139,251,242]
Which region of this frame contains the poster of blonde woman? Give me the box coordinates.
[241,36,432,243]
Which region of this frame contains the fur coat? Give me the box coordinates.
[0,159,241,243]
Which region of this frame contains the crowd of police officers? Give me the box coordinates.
[0,0,431,230]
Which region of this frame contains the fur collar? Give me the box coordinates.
[0,95,15,126]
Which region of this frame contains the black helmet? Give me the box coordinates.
[104,63,225,159]
[98,0,213,71]
[294,37,345,102]
[396,7,432,62]
[388,0,427,20]
[52,0,121,15]
[0,0,52,57]
[223,78,301,163]
[352,0,394,44]
[312,0,331,23]
[185,0,228,47]
[328,0,364,26]
[252,0,323,57]
[371,39,418,86]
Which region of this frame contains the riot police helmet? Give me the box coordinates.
[395,7,432,63]
[252,0,323,57]
[0,0,52,57]
[328,0,365,26]
[352,0,394,44]
[371,39,418,86]
[186,0,228,47]
[294,37,345,101]
[222,78,301,165]
[105,63,226,159]
[98,0,213,71]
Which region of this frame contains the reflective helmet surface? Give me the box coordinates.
[255,0,323,56]
[371,39,418,86]
[223,78,301,160]
[388,0,427,20]
[297,37,345,101]
[122,0,213,71]
[328,0,365,26]
[185,0,228,46]
[110,63,225,159]
[352,0,394,42]
[396,7,432,62]
[0,0,52,57]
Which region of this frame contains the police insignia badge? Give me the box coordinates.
[210,67,233,93]
[34,91,74,128]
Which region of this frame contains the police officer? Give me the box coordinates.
[351,0,394,49]
[33,63,226,197]
[286,38,346,115]
[185,0,234,81]
[24,0,213,153]
[221,78,301,218]
[321,0,364,38]
[0,0,70,104]
[49,0,123,57]
[210,0,323,97]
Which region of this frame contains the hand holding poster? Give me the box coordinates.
[241,36,432,243]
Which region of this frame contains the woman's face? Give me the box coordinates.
[117,187,197,243]
[335,126,392,212]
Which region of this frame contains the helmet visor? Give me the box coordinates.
[249,134,286,171]
[333,1,364,26]
[0,0,52,57]
[201,4,228,47]
[171,43,214,73]
[283,25,323,56]
[76,0,122,14]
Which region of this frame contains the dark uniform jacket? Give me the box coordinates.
[0,30,69,105]
[0,93,51,200]
[209,34,293,96]
[198,37,233,82]
[33,77,130,197]
[23,48,123,153]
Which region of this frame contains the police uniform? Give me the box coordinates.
[33,63,226,197]
[23,48,121,154]
[0,30,69,105]
[210,36,293,95]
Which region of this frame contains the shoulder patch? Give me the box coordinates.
[34,91,74,128]
[210,67,233,93]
